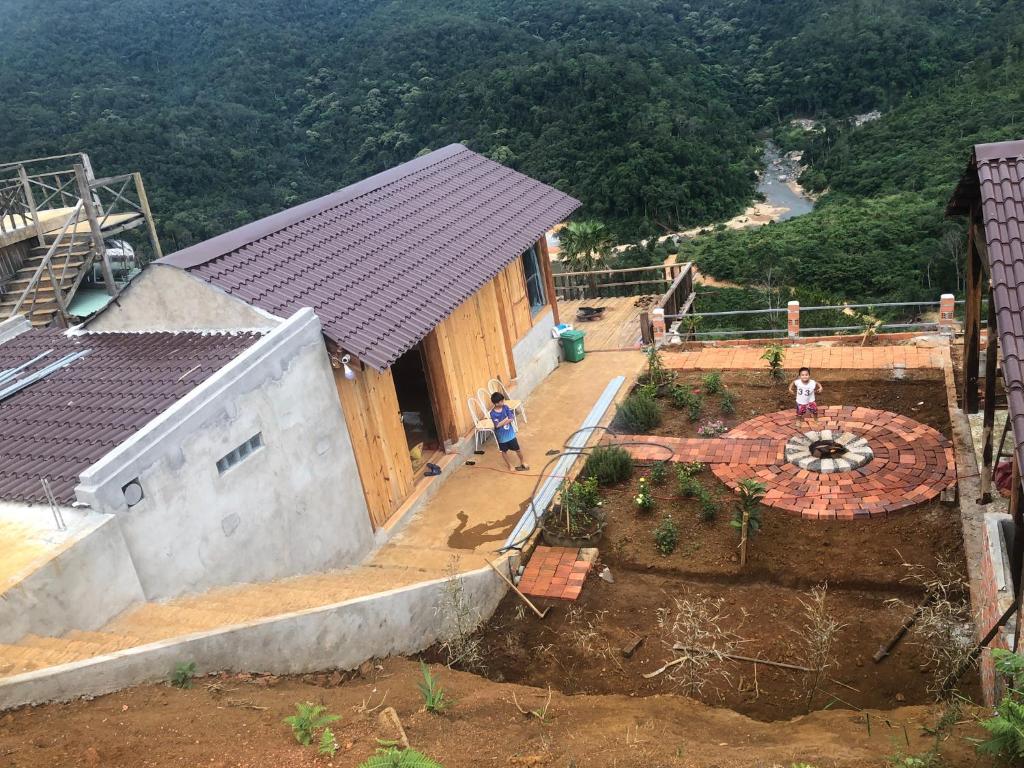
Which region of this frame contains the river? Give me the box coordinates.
[757,140,814,221]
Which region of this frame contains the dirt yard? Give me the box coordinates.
[0,659,995,768]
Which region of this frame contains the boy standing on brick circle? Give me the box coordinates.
[490,392,529,471]
[789,366,822,424]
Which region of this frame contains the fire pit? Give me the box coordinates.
[785,429,873,473]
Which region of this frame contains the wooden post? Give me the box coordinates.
[964,215,983,414]
[1012,458,1024,601]
[133,172,163,261]
[17,165,46,247]
[739,507,750,567]
[536,235,558,325]
[74,163,117,296]
[981,288,998,503]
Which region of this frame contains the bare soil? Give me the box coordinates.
[0,659,994,768]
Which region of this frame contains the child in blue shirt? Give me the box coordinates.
[490,392,529,471]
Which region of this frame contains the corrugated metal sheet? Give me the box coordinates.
[950,139,1024,476]
[159,144,581,371]
[0,328,261,504]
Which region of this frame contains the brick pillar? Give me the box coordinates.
[787,301,800,339]
[651,308,666,344]
[938,293,955,333]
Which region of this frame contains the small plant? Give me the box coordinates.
[654,515,679,555]
[731,478,765,566]
[358,746,444,768]
[418,661,449,713]
[670,386,704,421]
[170,661,196,689]
[696,418,728,437]
[584,445,634,485]
[648,460,669,486]
[643,345,674,388]
[557,475,601,534]
[761,343,786,382]
[283,702,341,746]
[795,583,845,713]
[677,461,705,478]
[978,649,1024,760]
[318,728,339,756]
[678,472,704,499]
[701,371,724,395]
[634,477,654,513]
[435,556,484,671]
[617,390,662,432]
[697,490,718,522]
[720,389,736,415]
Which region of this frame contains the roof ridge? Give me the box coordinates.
[975,140,1024,163]
[158,143,469,270]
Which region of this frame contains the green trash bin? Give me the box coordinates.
[559,329,586,363]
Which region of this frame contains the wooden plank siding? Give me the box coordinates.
[494,258,533,342]
[332,365,415,529]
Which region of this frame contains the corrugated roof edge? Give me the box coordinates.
[159,144,472,271]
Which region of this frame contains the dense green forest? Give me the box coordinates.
[1,0,1023,301]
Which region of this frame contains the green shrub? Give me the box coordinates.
[284,702,341,746]
[677,461,705,478]
[418,661,449,713]
[643,346,673,388]
[617,391,661,432]
[170,661,196,689]
[697,490,718,522]
[634,477,654,513]
[761,344,786,382]
[584,445,634,485]
[648,460,669,486]
[669,386,703,421]
[318,729,339,756]
[559,476,601,534]
[720,389,736,415]
[654,516,679,555]
[701,372,724,395]
[678,472,704,499]
[979,649,1024,760]
[731,479,766,537]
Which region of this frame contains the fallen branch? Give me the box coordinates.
[512,686,553,721]
[225,699,268,710]
[670,644,814,672]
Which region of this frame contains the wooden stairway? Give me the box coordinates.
[0,561,448,678]
[0,235,93,327]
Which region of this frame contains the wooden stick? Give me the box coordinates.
[643,646,814,678]
[873,601,928,663]
[484,558,550,619]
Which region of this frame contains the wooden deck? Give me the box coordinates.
[558,296,657,350]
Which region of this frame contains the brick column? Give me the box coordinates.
[787,301,800,338]
[938,293,955,333]
[651,307,666,344]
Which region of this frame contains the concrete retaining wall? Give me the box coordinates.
[512,309,559,402]
[76,309,375,601]
[979,512,1017,704]
[0,514,144,644]
[0,563,509,709]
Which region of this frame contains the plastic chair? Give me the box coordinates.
[467,396,497,452]
[488,378,526,424]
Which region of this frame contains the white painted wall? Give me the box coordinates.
[76,309,375,601]
[86,265,280,333]
[0,513,144,643]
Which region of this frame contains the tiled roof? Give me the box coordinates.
[159,144,580,371]
[0,328,260,504]
[949,139,1024,473]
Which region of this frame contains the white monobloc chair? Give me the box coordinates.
[488,377,526,424]
[467,396,497,452]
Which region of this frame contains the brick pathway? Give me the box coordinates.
[614,406,956,520]
[661,345,947,371]
[517,546,596,600]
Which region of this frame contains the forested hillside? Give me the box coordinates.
[1,0,1022,298]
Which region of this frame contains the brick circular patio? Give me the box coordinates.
[710,406,956,520]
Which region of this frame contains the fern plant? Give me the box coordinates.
[978,649,1024,760]
[170,661,196,689]
[418,661,449,713]
[358,746,443,767]
[283,702,341,746]
[318,728,339,756]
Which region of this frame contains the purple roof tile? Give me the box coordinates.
[949,139,1024,475]
[158,144,580,371]
[0,328,261,504]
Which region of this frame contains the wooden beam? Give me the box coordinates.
[963,214,983,414]
[133,172,163,260]
[74,163,117,295]
[537,235,559,325]
[981,287,999,504]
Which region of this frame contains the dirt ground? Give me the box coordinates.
[0,659,995,768]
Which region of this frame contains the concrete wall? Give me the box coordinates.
[511,309,559,402]
[0,314,31,344]
[76,309,375,601]
[86,265,280,333]
[0,562,510,709]
[0,514,144,643]
[979,512,1017,704]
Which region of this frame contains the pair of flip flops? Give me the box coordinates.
[424,463,442,477]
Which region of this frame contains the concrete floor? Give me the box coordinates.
[371,349,645,570]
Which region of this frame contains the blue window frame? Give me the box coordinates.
[521,245,546,315]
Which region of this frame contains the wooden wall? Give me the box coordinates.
[494,258,533,343]
[423,278,517,441]
[333,365,415,529]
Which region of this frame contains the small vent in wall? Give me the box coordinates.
[216,432,263,475]
[122,479,144,507]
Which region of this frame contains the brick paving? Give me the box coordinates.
[661,345,947,372]
[517,546,596,600]
[614,406,956,520]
